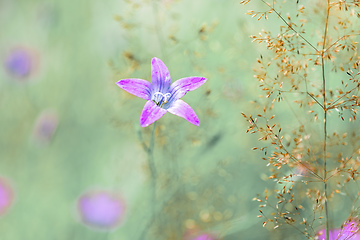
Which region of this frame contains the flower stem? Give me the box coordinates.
[137,122,158,240]
[148,121,157,205]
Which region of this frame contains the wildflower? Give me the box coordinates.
[317,219,360,240]
[0,176,14,216]
[184,229,217,240]
[4,47,37,79]
[32,110,58,145]
[191,233,217,240]
[116,57,207,127]
[77,190,126,230]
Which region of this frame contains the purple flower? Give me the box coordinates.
[317,219,360,240]
[4,47,37,79]
[77,190,126,230]
[0,176,14,216]
[32,110,58,145]
[191,233,217,240]
[116,57,207,127]
[184,230,218,240]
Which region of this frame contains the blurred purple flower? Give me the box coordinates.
[184,230,217,240]
[77,190,126,230]
[32,110,58,145]
[192,233,217,240]
[116,57,207,127]
[317,219,360,240]
[4,47,37,79]
[0,176,14,216]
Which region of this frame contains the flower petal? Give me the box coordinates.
[151,57,171,94]
[140,100,167,127]
[339,220,359,240]
[116,78,152,100]
[317,220,360,240]
[167,99,200,126]
[169,77,207,101]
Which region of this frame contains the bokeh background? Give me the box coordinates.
[0,0,306,239]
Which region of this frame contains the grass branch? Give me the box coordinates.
[322,1,331,239]
[260,0,319,53]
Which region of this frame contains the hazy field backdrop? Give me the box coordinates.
[0,0,313,239]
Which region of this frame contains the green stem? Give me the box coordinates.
[148,121,157,204]
[322,1,330,240]
[137,122,157,240]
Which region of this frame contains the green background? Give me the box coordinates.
[0,0,345,239]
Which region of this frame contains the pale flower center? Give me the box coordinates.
[152,92,171,107]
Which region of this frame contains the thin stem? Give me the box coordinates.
[322,1,330,240]
[148,121,157,203]
[249,116,322,180]
[307,92,324,109]
[260,0,319,53]
[137,122,157,240]
[137,122,158,195]
[328,84,360,109]
[324,34,351,53]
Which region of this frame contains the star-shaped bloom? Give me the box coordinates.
[116,57,207,127]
